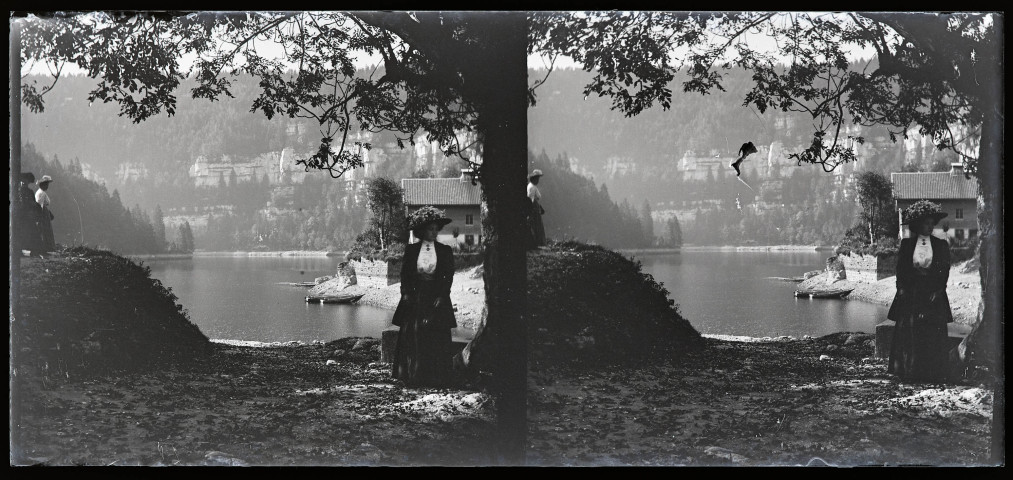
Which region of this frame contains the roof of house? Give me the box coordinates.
[401,177,482,206]
[891,171,978,200]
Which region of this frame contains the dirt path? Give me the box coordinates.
[527,334,993,466]
[17,338,498,466]
[18,334,993,466]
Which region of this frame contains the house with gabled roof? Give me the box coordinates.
[401,169,483,247]
[891,163,979,241]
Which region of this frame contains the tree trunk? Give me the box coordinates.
[463,13,529,464]
[9,20,25,464]
[970,77,1004,467]
[962,19,1003,463]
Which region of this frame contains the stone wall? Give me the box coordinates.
[841,253,897,283]
[350,258,403,288]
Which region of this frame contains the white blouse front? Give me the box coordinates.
[912,235,933,269]
[417,240,437,274]
[35,189,50,209]
[527,182,541,202]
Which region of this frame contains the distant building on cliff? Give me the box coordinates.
[892,163,978,241]
[401,169,483,247]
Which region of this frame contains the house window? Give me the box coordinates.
[465,234,475,246]
[955,208,963,219]
[970,229,979,239]
[955,229,965,240]
[465,214,474,225]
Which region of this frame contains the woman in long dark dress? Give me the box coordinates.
[17,172,44,256]
[887,200,954,383]
[35,175,56,253]
[391,206,457,387]
[527,169,545,249]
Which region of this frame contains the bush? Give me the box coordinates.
[345,241,405,262]
[15,247,212,379]
[528,240,702,365]
[835,225,898,257]
[950,236,979,263]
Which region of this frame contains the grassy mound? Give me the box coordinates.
[528,241,703,365]
[15,246,212,379]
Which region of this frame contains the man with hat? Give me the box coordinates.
[17,172,44,256]
[35,175,57,253]
[527,169,546,248]
[887,199,955,382]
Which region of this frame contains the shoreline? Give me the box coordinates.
[127,253,194,260]
[797,262,982,325]
[192,250,342,257]
[680,245,828,252]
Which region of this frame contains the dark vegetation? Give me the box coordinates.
[527,240,703,366]
[15,247,212,381]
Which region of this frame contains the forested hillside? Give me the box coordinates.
[20,66,959,250]
[20,144,165,254]
[529,150,651,248]
[528,66,959,245]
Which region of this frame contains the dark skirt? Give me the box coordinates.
[888,288,950,383]
[39,207,56,252]
[528,200,545,248]
[392,279,453,387]
[17,204,43,255]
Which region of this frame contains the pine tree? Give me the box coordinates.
[667,216,683,247]
[153,205,167,252]
[640,199,654,246]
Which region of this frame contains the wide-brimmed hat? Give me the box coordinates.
[38,175,53,185]
[903,199,948,225]
[529,169,543,179]
[408,205,452,231]
[20,172,36,183]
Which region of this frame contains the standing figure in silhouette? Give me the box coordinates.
[17,172,44,257]
[730,141,758,176]
[527,169,546,249]
[36,175,57,253]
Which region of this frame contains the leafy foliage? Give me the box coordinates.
[344,241,405,262]
[530,12,997,177]
[361,177,408,250]
[19,12,487,181]
[854,171,897,243]
[835,225,898,257]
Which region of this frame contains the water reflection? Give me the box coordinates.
[637,251,889,338]
[145,256,392,343]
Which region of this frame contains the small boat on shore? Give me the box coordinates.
[278,281,318,287]
[767,276,805,283]
[794,287,854,299]
[306,292,365,304]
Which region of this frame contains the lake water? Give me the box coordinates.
[144,251,889,344]
[636,250,890,338]
[144,256,393,343]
